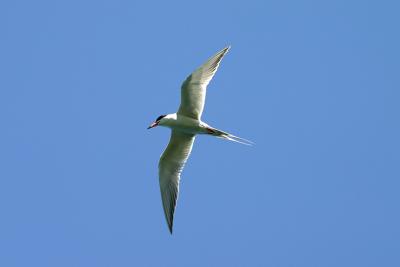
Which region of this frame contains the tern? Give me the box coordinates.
[148,46,252,233]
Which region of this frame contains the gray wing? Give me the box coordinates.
[177,46,230,120]
[159,130,195,233]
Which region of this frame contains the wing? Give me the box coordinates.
[158,130,195,233]
[177,46,230,120]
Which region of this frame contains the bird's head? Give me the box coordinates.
[147,114,167,129]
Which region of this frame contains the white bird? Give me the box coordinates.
[148,46,252,233]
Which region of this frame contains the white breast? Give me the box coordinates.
[161,113,207,135]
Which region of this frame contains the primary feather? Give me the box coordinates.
[178,46,230,120]
[158,131,195,233]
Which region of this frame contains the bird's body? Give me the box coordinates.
[158,113,210,135]
[148,46,252,233]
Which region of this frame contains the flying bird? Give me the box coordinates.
[148,46,252,233]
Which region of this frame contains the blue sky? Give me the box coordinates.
[1,0,399,266]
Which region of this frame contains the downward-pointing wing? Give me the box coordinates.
[158,130,195,233]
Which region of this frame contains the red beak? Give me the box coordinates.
[147,122,158,129]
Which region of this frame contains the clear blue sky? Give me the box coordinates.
[1,0,399,266]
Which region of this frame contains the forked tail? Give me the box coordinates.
[206,127,254,146]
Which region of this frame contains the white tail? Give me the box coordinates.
[206,127,254,146]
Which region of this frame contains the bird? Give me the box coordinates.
[148,46,252,233]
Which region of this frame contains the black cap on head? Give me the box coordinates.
[156,115,167,122]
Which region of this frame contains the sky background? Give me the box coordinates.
[1,0,399,266]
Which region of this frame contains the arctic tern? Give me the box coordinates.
[148,46,252,233]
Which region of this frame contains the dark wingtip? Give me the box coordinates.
[168,222,173,234]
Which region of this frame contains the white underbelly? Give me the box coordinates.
[166,115,208,135]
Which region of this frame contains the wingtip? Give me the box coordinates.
[168,222,173,234]
[216,45,230,55]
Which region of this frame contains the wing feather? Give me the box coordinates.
[158,130,195,233]
[178,46,230,120]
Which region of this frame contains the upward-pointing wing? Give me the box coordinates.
[177,46,230,120]
[158,130,195,234]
